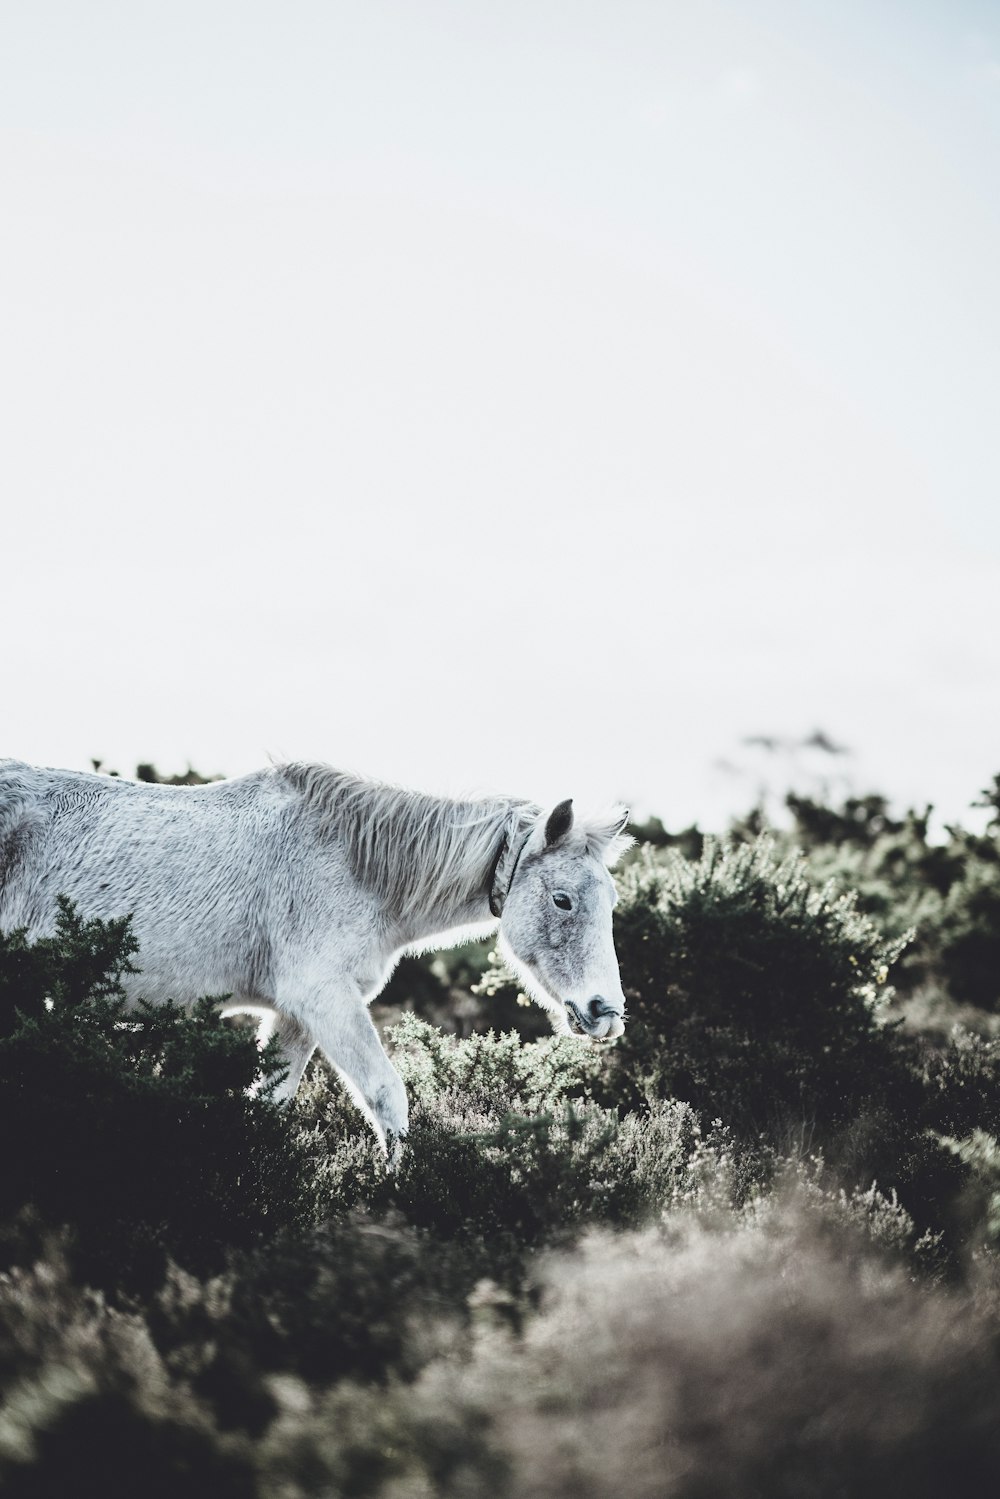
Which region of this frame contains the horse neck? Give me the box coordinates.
[392,887,498,952]
[382,795,528,950]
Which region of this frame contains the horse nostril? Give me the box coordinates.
[587,996,611,1021]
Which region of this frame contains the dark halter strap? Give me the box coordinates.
[488,827,531,917]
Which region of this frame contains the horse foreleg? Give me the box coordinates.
[304,1001,409,1163]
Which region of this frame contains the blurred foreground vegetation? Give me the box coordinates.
[3,767,1000,1494]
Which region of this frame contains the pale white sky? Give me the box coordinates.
[2,1,999,828]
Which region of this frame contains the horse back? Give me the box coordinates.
[0,763,286,1002]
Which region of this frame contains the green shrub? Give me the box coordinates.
[923,1028,1000,1140]
[0,1249,255,1498]
[933,856,1000,1011]
[788,789,1000,1010]
[0,900,319,1293]
[290,1017,725,1296]
[581,837,991,1239]
[591,838,911,1135]
[5,845,1000,1495]
[136,1214,484,1439]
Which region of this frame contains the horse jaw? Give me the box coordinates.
[495,933,626,1043]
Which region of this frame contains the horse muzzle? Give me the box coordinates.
[565,996,626,1042]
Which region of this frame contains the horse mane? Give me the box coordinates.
[276,762,633,917]
[276,762,538,917]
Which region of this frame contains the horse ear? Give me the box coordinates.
[544,798,574,847]
[585,805,633,866]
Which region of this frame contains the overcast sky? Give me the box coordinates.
[2,1,998,828]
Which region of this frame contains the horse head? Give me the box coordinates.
[493,799,632,1041]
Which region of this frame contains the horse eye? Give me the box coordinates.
[552,891,573,911]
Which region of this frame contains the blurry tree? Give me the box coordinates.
[89,760,223,785]
[134,763,223,786]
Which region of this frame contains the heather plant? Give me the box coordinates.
[442,1212,1000,1499]
[923,1028,1000,1139]
[940,1130,1000,1250]
[0,1248,256,1498]
[133,1098,741,1452]
[138,1214,485,1441]
[291,1018,717,1281]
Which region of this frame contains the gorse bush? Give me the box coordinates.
[787,789,1000,1012]
[608,836,913,1134]
[604,838,988,1238]
[0,900,318,1293]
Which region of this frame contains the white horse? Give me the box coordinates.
[0,760,632,1156]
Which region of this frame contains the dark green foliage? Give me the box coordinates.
[0,1249,258,1497]
[0,900,318,1293]
[291,1018,708,1293]
[3,1213,999,1499]
[925,1028,1000,1140]
[591,837,910,1134]
[393,1106,613,1255]
[0,896,140,1042]
[1,1394,256,1499]
[140,1214,480,1433]
[940,1131,1000,1250]
[788,790,1000,1009]
[587,837,989,1237]
[933,855,1000,1010]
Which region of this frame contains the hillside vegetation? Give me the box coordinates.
[2,774,1000,1495]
